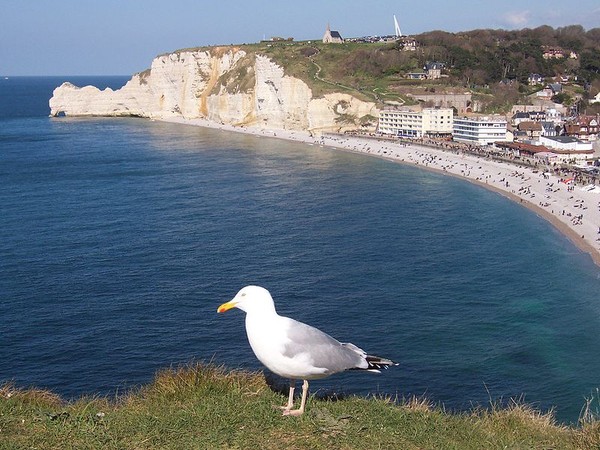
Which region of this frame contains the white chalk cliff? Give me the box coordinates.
[50,47,378,134]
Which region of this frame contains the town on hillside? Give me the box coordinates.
[266,18,600,171]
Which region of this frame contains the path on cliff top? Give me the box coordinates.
[307,47,404,106]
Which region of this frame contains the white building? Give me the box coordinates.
[495,141,595,163]
[539,136,594,155]
[378,108,453,138]
[453,116,508,145]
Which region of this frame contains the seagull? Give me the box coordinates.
[217,285,397,416]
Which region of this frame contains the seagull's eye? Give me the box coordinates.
[241,293,246,297]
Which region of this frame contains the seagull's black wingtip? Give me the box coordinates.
[365,355,398,371]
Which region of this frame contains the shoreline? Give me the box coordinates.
[161,117,600,268]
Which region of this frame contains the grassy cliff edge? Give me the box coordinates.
[1,364,598,449]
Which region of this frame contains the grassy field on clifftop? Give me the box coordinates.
[1,364,598,449]
[176,24,600,115]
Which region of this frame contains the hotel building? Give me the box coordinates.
[453,116,508,145]
[378,108,454,138]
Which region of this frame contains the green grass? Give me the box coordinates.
[1,363,598,449]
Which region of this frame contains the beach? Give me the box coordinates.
[163,117,600,267]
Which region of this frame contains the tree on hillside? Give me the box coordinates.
[556,25,586,52]
[580,50,600,81]
[586,28,600,47]
[410,26,599,86]
[529,25,557,46]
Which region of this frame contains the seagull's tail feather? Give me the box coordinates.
[342,343,398,373]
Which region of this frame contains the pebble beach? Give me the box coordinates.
[164,117,600,267]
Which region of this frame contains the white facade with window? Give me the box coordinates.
[378,108,453,138]
[453,116,508,145]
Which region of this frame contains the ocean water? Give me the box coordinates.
[1,77,600,423]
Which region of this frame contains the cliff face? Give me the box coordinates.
[50,48,378,133]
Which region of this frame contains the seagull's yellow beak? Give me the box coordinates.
[217,300,237,313]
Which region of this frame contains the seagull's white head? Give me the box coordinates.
[217,285,277,315]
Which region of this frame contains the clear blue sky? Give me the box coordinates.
[1,0,599,76]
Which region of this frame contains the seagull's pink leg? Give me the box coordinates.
[282,379,309,416]
[280,379,296,413]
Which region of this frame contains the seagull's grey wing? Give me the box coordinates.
[281,317,368,374]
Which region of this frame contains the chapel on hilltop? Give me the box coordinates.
[323,24,344,44]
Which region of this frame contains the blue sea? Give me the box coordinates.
[1,76,600,423]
